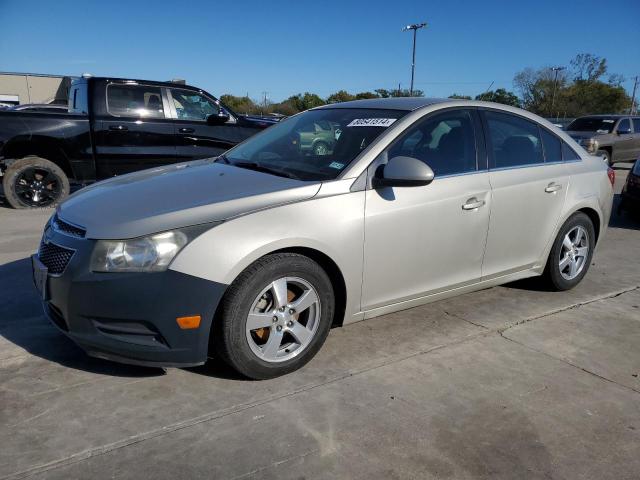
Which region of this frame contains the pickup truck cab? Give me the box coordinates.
[0,76,275,208]
[566,115,640,166]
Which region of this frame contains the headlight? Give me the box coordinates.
[90,223,218,273]
[578,138,598,153]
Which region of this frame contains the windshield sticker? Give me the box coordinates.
[347,118,397,128]
[329,161,345,169]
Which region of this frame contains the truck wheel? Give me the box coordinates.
[213,253,334,379]
[596,149,612,166]
[2,156,70,209]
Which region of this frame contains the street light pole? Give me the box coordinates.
[402,22,427,96]
[550,66,565,118]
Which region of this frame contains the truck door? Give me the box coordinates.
[167,87,246,161]
[93,82,177,177]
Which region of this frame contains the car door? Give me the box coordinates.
[480,110,569,279]
[168,88,248,161]
[361,108,491,311]
[94,82,177,177]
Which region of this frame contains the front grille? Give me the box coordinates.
[38,242,74,275]
[53,215,86,238]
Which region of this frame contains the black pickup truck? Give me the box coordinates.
[0,76,276,208]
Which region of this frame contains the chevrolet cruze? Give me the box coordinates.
[33,98,614,379]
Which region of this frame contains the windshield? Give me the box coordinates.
[222,108,408,181]
[567,117,616,134]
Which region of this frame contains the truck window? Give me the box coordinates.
[170,89,220,121]
[107,84,165,119]
[68,83,89,114]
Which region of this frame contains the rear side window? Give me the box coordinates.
[485,111,543,168]
[633,119,640,133]
[388,109,478,176]
[107,84,165,118]
[68,83,88,114]
[562,142,581,161]
[539,127,562,163]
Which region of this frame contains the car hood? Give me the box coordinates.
[58,160,321,239]
[566,131,609,140]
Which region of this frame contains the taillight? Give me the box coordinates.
[607,167,615,187]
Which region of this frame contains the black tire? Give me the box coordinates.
[213,253,335,379]
[2,156,69,209]
[596,149,612,166]
[313,141,329,156]
[543,212,596,291]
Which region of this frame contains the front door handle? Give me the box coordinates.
[545,182,562,193]
[462,197,485,210]
[179,127,195,134]
[109,125,128,131]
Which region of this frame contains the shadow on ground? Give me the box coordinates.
[0,257,164,378]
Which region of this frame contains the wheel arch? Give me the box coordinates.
[577,207,601,245]
[2,137,74,178]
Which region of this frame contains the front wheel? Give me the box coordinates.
[2,156,69,209]
[214,253,335,379]
[543,212,595,291]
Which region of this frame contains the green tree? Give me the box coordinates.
[513,54,630,117]
[219,94,260,114]
[448,93,472,100]
[354,91,378,99]
[287,92,326,111]
[475,88,520,107]
[327,90,356,104]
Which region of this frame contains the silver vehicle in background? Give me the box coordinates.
[33,98,614,379]
[566,115,640,165]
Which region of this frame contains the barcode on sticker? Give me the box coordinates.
[347,118,397,127]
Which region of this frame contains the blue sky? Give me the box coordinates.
[1,0,639,102]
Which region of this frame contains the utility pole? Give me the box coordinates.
[402,22,427,96]
[630,76,638,115]
[550,66,565,118]
[261,91,269,115]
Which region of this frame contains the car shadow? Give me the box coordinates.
[0,257,164,378]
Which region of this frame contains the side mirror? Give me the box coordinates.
[206,113,230,125]
[617,127,632,135]
[372,156,435,188]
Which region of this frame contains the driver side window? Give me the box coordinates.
[170,89,220,121]
[388,109,478,176]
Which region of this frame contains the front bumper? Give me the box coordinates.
[36,227,227,367]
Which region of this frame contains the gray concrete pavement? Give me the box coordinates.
[0,164,638,479]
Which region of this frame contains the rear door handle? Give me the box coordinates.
[179,127,195,134]
[545,182,562,193]
[462,197,485,210]
[109,125,128,131]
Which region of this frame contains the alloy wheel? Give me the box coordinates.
[13,167,61,207]
[245,277,321,363]
[558,225,589,281]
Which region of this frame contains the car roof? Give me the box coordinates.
[76,76,204,92]
[315,97,450,111]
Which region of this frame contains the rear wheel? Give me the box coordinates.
[214,253,334,379]
[543,212,595,291]
[2,156,69,209]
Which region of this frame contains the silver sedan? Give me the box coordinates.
[34,98,614,379]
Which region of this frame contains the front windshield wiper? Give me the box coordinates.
[231,161,301,180]
[214,154,230,164]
